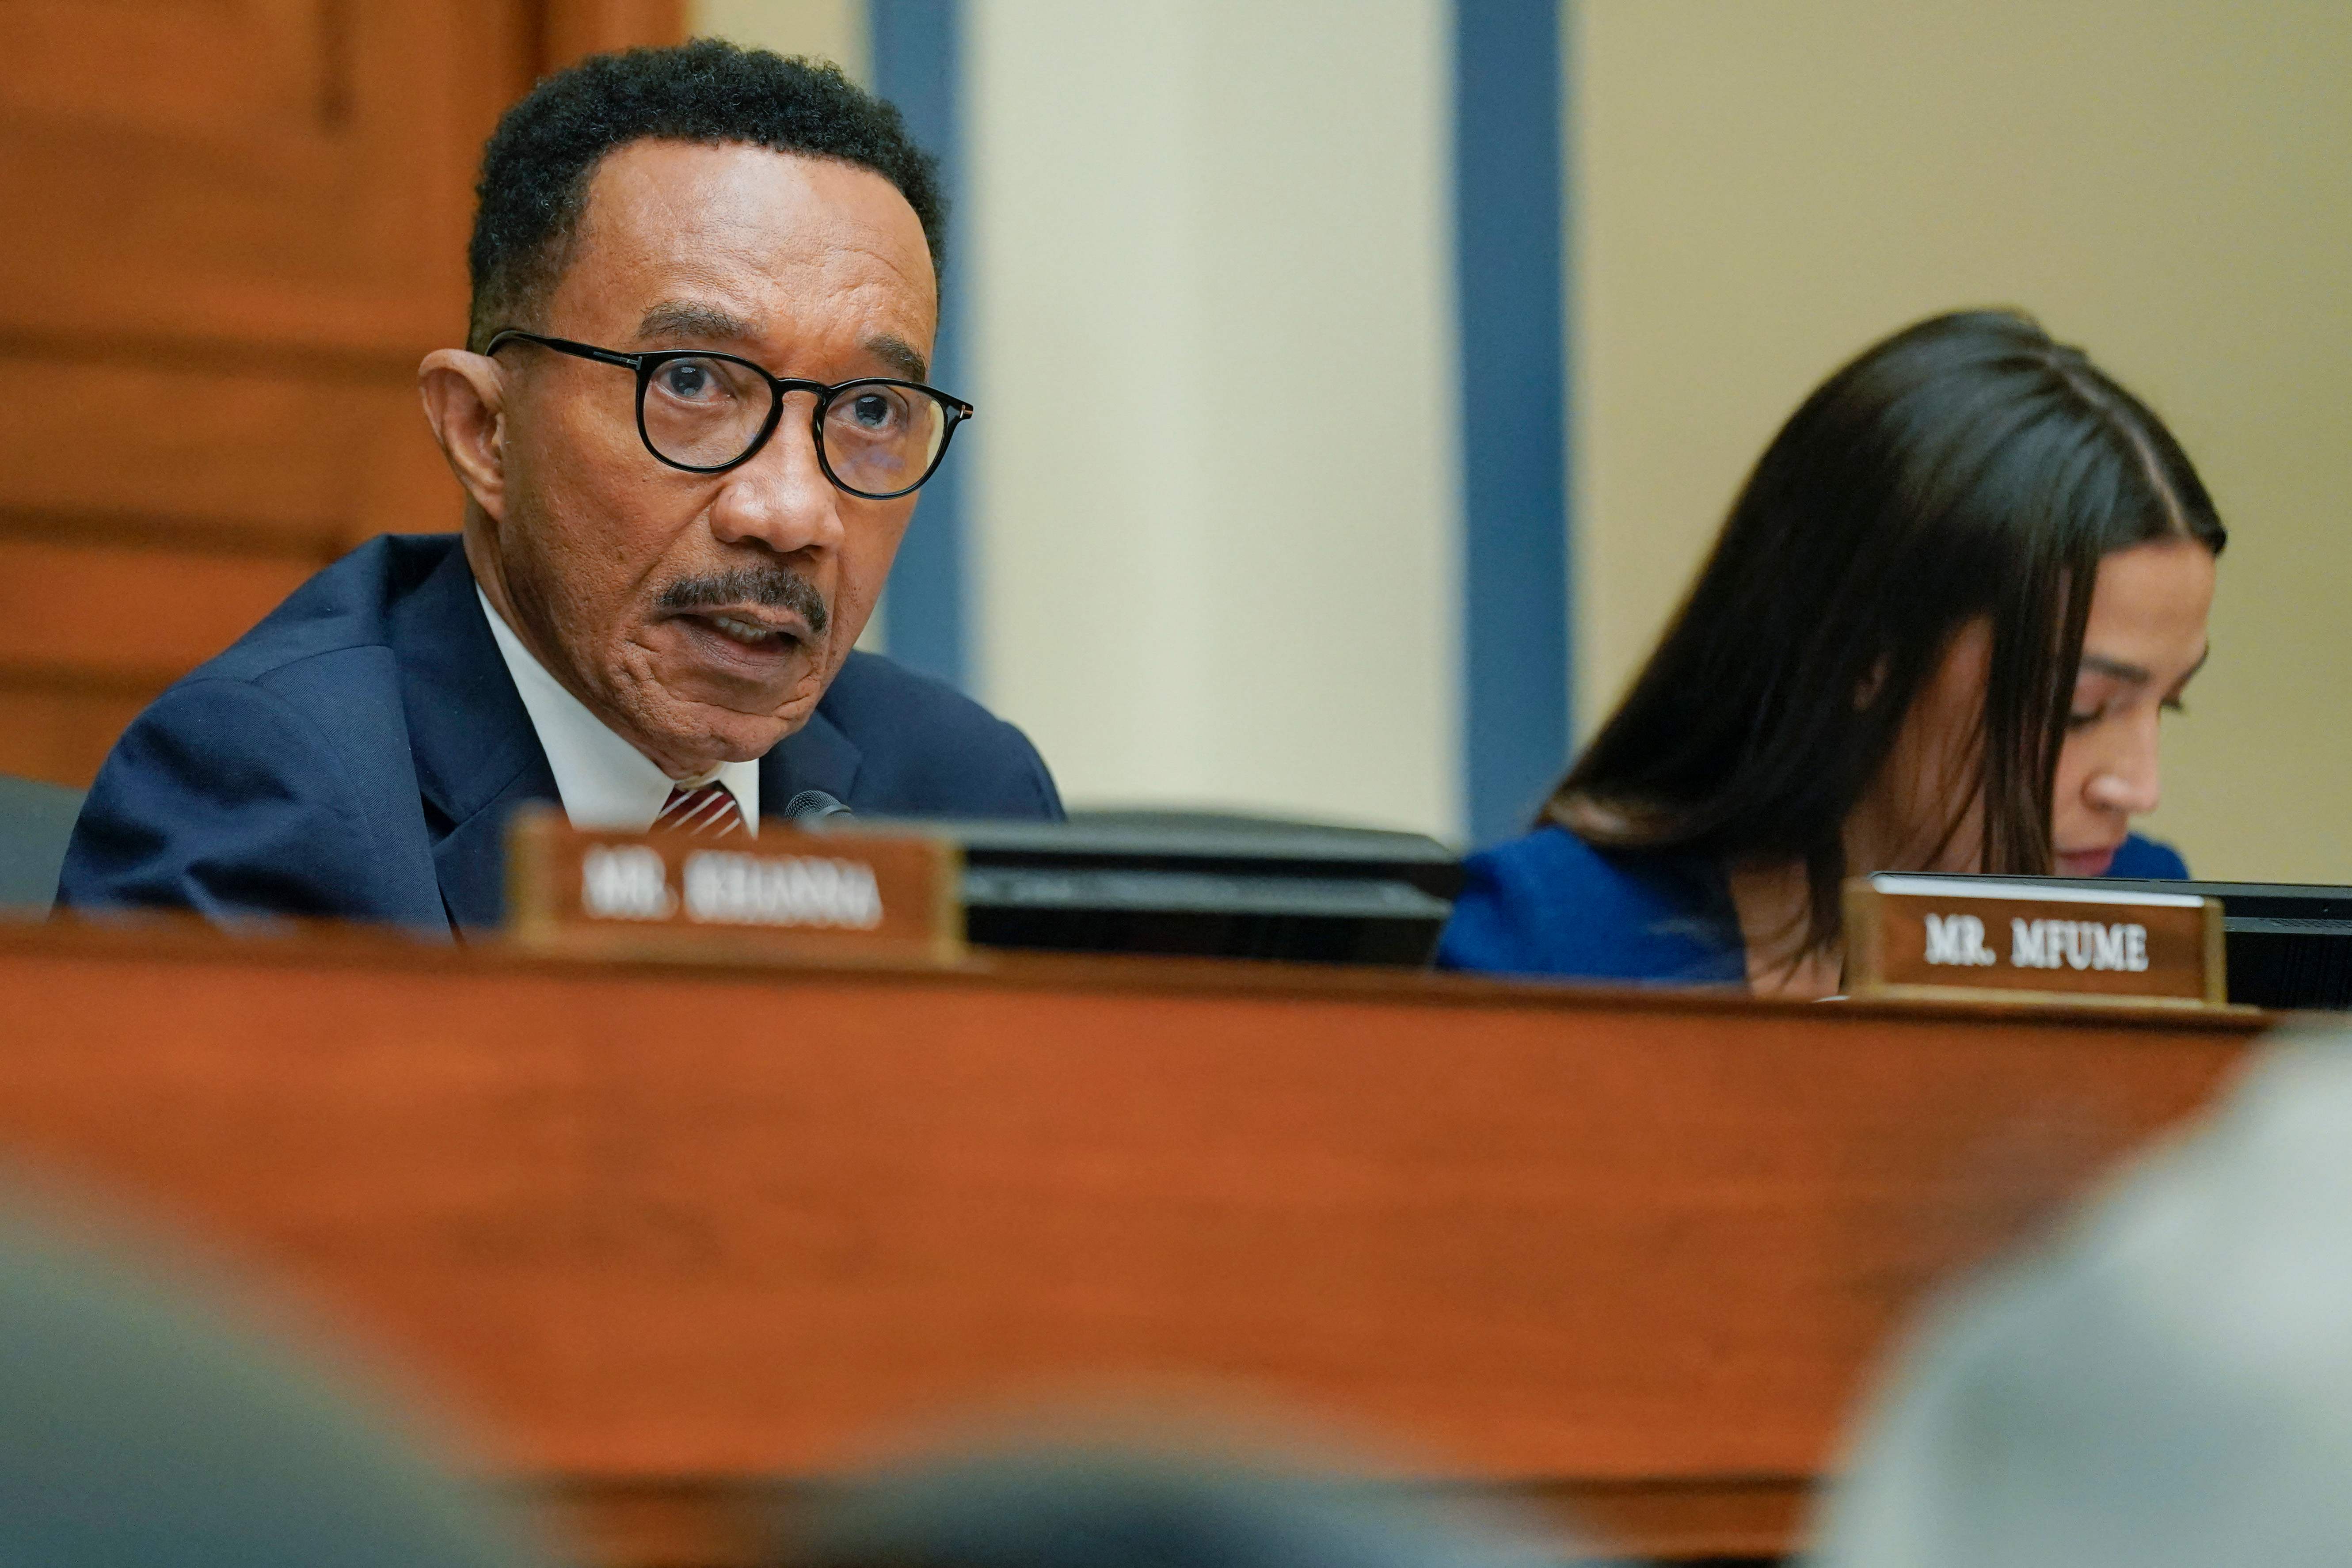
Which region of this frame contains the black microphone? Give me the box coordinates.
[782,789,854,826]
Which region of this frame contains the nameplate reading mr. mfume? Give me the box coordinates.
[506,808,962,965]
[1845,874,2225,1008]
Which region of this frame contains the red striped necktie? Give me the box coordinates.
[655,781,747,838]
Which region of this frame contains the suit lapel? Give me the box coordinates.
[760,707,862,824]
[391,543,559,932]
[427,767,557,935]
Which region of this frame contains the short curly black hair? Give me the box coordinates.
[465,39,946,352]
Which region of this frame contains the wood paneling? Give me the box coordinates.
[1,2,346,147]
[543,0,693,72]
[0,686,160,789]
[0,358,446,548]
[0,0,684,788]
[0,923,2270,1561]
[0,540,319,683]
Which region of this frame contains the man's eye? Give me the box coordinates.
[659,361,719,400]
[850,392,899,429]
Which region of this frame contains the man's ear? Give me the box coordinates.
[418,350,509,523]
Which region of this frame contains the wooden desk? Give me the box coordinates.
[0,921,2270,1564]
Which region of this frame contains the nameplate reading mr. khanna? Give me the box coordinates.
[505,807,963,966]
[1844,874,2225,1009]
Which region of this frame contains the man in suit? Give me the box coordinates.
[59,42,1060,935]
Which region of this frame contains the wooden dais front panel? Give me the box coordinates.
[0,921,2268,1563]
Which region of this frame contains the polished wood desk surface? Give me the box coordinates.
[0,920,2272,1564]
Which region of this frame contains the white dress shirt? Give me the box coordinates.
[476,587,760,833]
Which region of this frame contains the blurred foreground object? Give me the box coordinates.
[791,1435,1587,1568]
[0,774,80,913]
[0,1194,554,1568]
[1809,1026,2352,1567]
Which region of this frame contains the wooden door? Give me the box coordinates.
[0,0,681,788]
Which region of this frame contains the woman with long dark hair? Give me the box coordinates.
[1439,310,2224,997]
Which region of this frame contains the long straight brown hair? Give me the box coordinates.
[1549,310,2226,955]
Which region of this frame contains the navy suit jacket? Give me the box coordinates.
[57,533,1062,934]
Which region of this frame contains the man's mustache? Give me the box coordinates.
[656,566,830,637]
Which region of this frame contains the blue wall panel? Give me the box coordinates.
[871,0,970,689]
[1455,0,1571,845]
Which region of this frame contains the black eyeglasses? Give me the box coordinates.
[485,330,973,499]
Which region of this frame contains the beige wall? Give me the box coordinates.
[691,0,867,81]
[967,0,1459,835]
[1576,0,2352,881]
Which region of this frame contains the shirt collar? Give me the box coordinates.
[476,586,760,833]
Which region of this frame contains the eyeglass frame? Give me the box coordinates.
[483,328,974,499]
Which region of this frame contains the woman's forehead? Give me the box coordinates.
[2084,540,2216,670]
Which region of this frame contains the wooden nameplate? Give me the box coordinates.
[1846,873,2229,1009]
[505,806,964,966]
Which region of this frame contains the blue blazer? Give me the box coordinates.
[1437,825,2191,983]
[57,534,1062,935]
